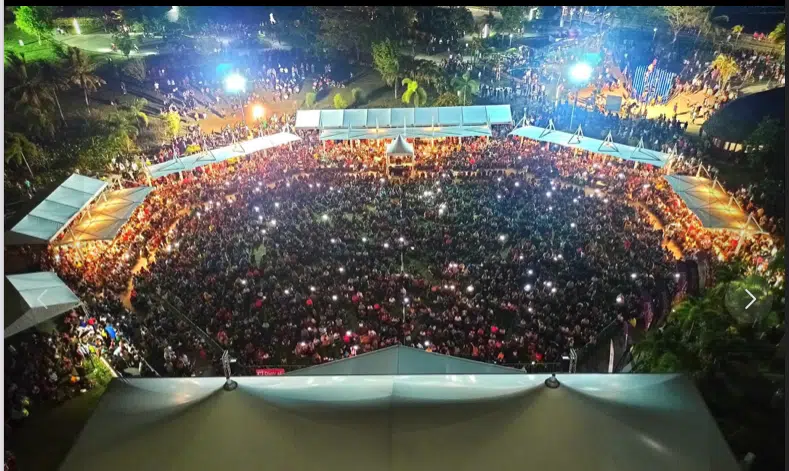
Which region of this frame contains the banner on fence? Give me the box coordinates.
[256,368,286,376]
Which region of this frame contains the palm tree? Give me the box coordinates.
[731,25,744,40]
[38,62,70,125]
[405,58,447,93]
[451,72,480,106]
[711,54,740,86]
[401,78,427,108]
[4,131,40,177]
[5,52,55,118]
[57,46,106,114]
[768,21,785,54]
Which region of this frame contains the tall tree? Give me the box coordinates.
[13,6,56,44]
[57,46,106,114]
[401,78,427,108]
[768,21,785,54]
[498,6,526,32]
[451,71,480,106]
[4,131,40,177]
[372,39,401,99]
[315,7,373,61]
[38,62,70,125]
[4,51,56,137]
[662,6,710,42]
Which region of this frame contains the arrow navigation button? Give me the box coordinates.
[745,289,756,310]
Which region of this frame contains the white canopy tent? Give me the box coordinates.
[145,132,301,180]
[296,105,513,130]
[57,186,155,245]
[509,122,672,168]
[5,174,107,245]
[5,272,81,338]
[320,125,492,141]
[385,135,415,156]
[59,373,739,471]
[663,174,764,234]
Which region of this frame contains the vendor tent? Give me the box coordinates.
[146,132,301,179]
[385,135,415,156]
[5,272,81,338]
[59,373,739,471]
[57,186,155,245]
[296,105,513,130]
[663,174,763,233]
[509,123,672,168]
[5,174,107,245]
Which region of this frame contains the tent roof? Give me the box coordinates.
[320,125,491,141]
[146,132,301,179]
[296,105,512,130]
[288,345,523,376]
[5,174,107,245]
[59,374,739,471]
[5,272,80,338]
[663,174,763,233]
[509,125,671,168]
[703,87,784,142]
[57,186,154,245]
[385,135,415,156]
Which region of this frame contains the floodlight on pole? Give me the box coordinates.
[568,62,592,129]
[225,73,248,126]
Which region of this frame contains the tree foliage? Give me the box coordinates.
[451,71,480,106]
[56,46,106,112]
[4,51,57,137]
[13,6,56,42]
[744,117,785,175]
[401,78,427,108]
[112,31,136,57]
[662,6,711,40]
[333,93,349,110]
[632,276,784,469]
[162,111,181,139]
[304,92,317,108]
[372,39,401,98]
[4,131,41,172]
[433,92,460,107]
[122,58,147,82]
[414,7,473,41]
[498,6,526,32]
[710,54,739,85]
[351,87,364,105]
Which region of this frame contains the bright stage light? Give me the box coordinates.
[569,62,593,82]
[224,73,246,93]
[252,105,265,120]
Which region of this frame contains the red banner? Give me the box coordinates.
[256,368,285,376]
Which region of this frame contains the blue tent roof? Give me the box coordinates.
[287,345,524,376]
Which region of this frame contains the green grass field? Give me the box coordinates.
[4,25,61,65]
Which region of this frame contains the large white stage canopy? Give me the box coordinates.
[57,186,155,245]
[5,272,81,337]
[320,125,492,141]
[5,174,108,245]
[146,132,301,179]
[509,124,672,168]
[59,374,739,471]
[296,105,513,130]
[663,174,764,233]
